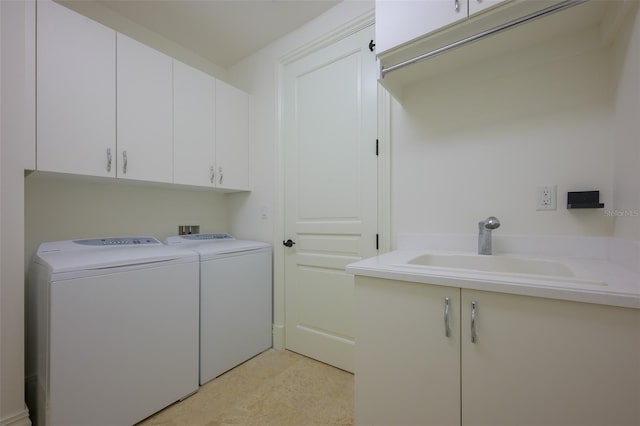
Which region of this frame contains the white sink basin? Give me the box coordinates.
[407,254,576,278]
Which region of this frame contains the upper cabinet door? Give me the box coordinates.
[375,0,468,55]
[37,0,116,177]
[468,0,510,16]
[117,33,173,183]
[173,60,215,188]
[215,80,250,191]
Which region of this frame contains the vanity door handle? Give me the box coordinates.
[106,148,112,172]
[444,297,451,338]
[122,150,128,174]
[471,300,478,343]
[454,0,460,12]
[210,166,215,184]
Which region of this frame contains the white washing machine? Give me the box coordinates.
[165,233,272,384]
[27,237,200,426]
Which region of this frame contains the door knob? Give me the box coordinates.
[283,239,296,248]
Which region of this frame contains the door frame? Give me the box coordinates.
[272,11,391,350]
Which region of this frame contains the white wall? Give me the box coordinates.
[391,22,618,243]
[1,1,33,424]
[612,5,640,242]
[24,175,230,271]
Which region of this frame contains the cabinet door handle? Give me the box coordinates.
[455,0,460,12]
[122,150,128,174]
[106,148,112,172]
[471,300,478,343]
[444,297,451,337]
[210,166,215,184]
[218,166,224,185]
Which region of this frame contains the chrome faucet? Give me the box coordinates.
[478,216,500,255]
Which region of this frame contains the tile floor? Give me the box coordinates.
[137,349,354,426]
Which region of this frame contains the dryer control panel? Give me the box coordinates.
[181,233,234,241]
[73,237,161,246]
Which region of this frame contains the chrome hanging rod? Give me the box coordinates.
[381,0,589,76]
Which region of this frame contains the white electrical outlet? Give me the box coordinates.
[536,185,557,210]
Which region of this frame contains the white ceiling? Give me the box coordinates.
[93,0,341,68]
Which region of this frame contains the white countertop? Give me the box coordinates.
[346,249,640,309]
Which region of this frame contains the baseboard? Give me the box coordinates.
[0,408,31,426]
[272,323,285,350]
[24,375,37,426]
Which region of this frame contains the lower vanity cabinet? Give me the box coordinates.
[354,276,640,426]
[460,289,640,426]
[355,277,461,426]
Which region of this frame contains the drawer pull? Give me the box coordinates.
[444,297,451,338]
[471,300,478,343]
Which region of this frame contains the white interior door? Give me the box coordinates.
[283,25,378,372]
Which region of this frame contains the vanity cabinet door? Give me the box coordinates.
[37,0,116,177]
[117,33,173,183]
[461,290,640,426]
[355,277,461,426]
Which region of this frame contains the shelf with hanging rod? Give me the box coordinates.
[374,0,633,100]
[380,0,588,77]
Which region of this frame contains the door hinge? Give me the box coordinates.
[376,139,379,156]
[369,40,376,52]
[376,234,379,250]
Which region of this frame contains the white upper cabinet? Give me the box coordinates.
[36,0,116,177]
[117,33,173,184]
[174,64,250,191]
[215,80,250,191]
[375,0,516,56]
[375,0,468,55]
[173,60,216,188]
[35,2,251,191]
[468,0,509,16]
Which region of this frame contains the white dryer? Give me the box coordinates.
[27,237,200,426]
[166,234,272,384]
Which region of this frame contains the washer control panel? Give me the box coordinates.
[181,233,234,241]
[73,237,161,246]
